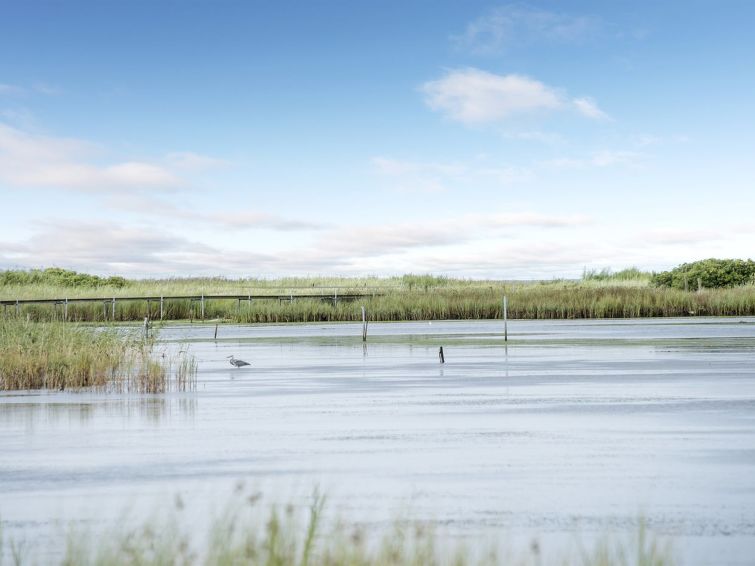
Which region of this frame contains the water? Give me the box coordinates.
[2,318,755,564]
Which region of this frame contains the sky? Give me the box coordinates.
[1,0,753,279]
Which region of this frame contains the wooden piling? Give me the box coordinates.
[160,296,164,320]
[201,294,205,320]
[439,346,445,363]
[112,298,116,320]
[214,323,218,340]
[361,305,367,342]
[64,298,68,321]
[503,295,508,342]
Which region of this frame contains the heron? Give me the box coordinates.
[227,355,251,368]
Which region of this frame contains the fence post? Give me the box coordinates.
[503,295,508,342]
[361,305,368,342]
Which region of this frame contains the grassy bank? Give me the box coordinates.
[4,492,676,566]
[0,320,196,392]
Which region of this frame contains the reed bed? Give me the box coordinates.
[0,320,196,392]
[4,490,676,566]
[2,276,755,322]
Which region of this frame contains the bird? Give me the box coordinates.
[227,355,251,368]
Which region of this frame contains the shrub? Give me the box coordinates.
[651,258,755,290]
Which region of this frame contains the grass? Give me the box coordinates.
[3,489,677,566]
[0,319,196,392]
[2,273,755,322]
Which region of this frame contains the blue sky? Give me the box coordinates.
[1,0,753,278]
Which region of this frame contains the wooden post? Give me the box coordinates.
[143,317,149,339]
[503,296,508,342]
[201,294,205,320]
[103,301,107,321]
[361,305,367,342]
[15,299,20,317]
[214,323,218,340]
[439,346,445,363]
[160,296,164,320]
[697,277,703,292]
[64,298,68,321]
[112,298,116,320]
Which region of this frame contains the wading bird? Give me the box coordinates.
[227,355,251,368]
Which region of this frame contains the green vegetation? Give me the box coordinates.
[0,319,195,392]
[651,258,755,290]
[0,267,129,289]
[1,266,754,322]
[582,267,652,283]
[4,491,675,566]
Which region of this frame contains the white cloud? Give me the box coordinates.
[454,5,598,54]
[0,123,212,192]
[103,194,326,232]
[316,212,591,256]
[372,155,532,192]
[545,150,642,169]
[573,97,610,120]
[165,151,229,171]
[422,69,563,125]
[0,212,591,277]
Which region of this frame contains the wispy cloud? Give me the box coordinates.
[165,151,229,171]
[103,194,326,232]
[0,212,590,276]
[454,5,598,54]
[421,69,608,125]
[372,155,532,192]
[502,130,564,144]
[572,97,610,120]
[0,123,222,192]
[0,82,62,96]
[544,150,642,169]
[0,83,24,96]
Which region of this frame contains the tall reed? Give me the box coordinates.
[12,489,676,566]
[3,277,754,322]
[0,320,196,392]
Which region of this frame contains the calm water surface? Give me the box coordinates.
[2,318,755,564]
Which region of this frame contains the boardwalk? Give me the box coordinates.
[0,292,381,320]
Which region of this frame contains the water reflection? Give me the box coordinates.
[0,394,198,430]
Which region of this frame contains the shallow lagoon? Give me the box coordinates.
[2,318,755,564]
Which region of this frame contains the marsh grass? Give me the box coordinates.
[0,320,196,392]
[2,275,754,322]
[5,490,677,566]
